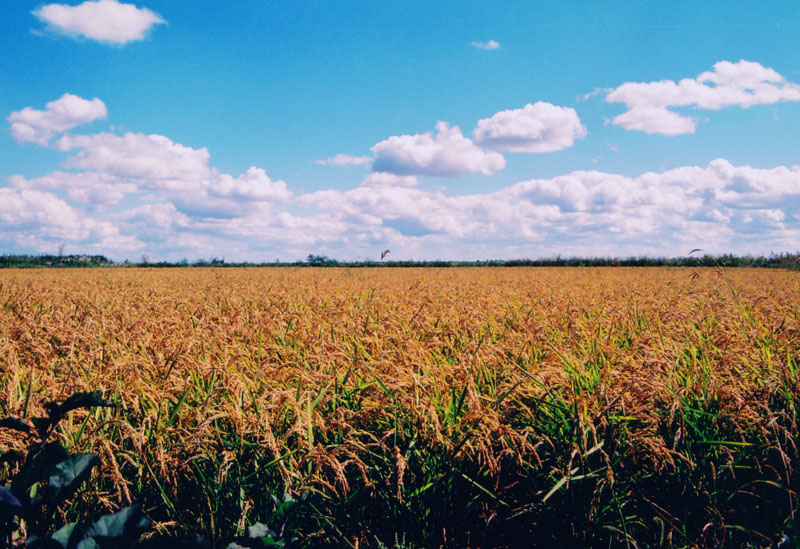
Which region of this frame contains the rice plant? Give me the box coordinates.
[0,267,798,547]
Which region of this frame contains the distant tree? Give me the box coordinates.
[306,254,337,266]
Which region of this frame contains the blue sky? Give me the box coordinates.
[3,1,800,261]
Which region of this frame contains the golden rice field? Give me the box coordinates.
[1,267,799,547]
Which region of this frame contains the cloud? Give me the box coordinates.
[8,171,137,207]
[11,95,292,222]
[70,130,281,187]
[7,95,800,260]
[473,102,587,152]
[296,158,800,259]
[208,167,291,202]
[301,185,559,240]
[610,106,697,136]
[360,172,419,188]
[7,155,800,260]
[9,132,214,209]
[33,0,165,45]
[471,40,501,50]
[57,132,214,187]
[0,188,92,241]
[316,154,372,167]
[371,121,505,177]
[320,102,583,181]
[57,132,291,202]
[116,203,191,243]
[51,132,291,218]
[7,94,107,145]
[606,60,800,135]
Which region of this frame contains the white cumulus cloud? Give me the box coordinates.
[57,132,214,188]
[209,167,291,202]
[608,106,697,136]
[0,188,92,240]
[56,132,290,212]
[607,60,800,135]
[473,102,587,152]
[296,158,800,259]
[10,93,294,223]
[371,121,505,177]
[6,156,800,261]
[7,94,107,145]
[33,0,165,45]
[8,171,136,207]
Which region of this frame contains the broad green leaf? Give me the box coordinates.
[11,441,69,499]
[0,485,22,520]
[76,539,100,549]
[247,523,275,538]
[0,485,21,507]
[84,504,149,542]
[49,522,79,548]
[48,453,99,500]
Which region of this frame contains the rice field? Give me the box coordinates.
[1,267,799,547]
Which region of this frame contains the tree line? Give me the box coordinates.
[1,252,799,269]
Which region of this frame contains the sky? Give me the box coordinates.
[3,1,800,262]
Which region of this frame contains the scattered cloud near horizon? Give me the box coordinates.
[32,0,165,45]
[5,92,800,261]
[606,60,800,135]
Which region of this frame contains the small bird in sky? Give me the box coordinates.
[688,248,702,255]
[381,249,391,261]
